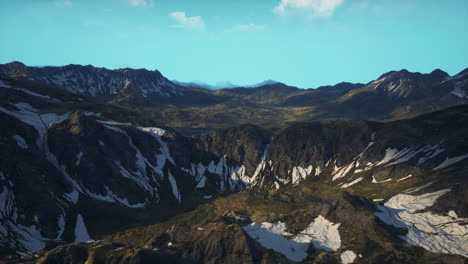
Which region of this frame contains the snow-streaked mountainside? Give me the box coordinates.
[342,68,467,100]
[362,69,449,98]
[0,67,467,263]
[0,61,182,98]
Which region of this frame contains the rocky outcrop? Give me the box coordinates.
[148,223,267,264]
[17,242,183,264]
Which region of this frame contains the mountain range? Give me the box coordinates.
[1,62,467,135]
[0,62,467,264]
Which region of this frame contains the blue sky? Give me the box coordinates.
[0,0,467,88]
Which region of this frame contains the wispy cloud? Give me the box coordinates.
[232,23,267,32]
[55,0,72,7]
[350,1,368,10]
[169,12,205,31]
[274,0,345,17]
[128,0,152,7]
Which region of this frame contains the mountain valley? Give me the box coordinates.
[0,62,467,264]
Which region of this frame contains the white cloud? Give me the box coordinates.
[232,23,267,32]
[274,0,345,17]
[169,12,205,31]
[128,0,152,7]
[55,0,72,7]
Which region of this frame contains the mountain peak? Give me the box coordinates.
[7,61,26,67]
[429,69,449,79]
[376,69,412,80]
[377,68,451,82]
[253,80,280,87]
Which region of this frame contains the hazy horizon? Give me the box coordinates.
[2,60,465,90]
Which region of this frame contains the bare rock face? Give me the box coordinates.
[194,124,272,176]
[148,222,289,264]
[27,242,182,264]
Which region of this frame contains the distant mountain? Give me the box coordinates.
[314,68,468,120]
[339,69,451,100]
[281,82,365,106]
[0,61,183,103]
[211,82,301,105]
[174,79,280,90]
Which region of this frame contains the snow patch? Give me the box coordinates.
[98,120,132,126]
[0,80,54,100]
[433,153,468,170]
[402,181,434,194]
[397,174,413,182]
[332,161,356,181]
[340,177,363,188]
[377,147,419,167]
[0,80,12,88]
[116,161,156,201]
[331,141,376,181]
[195,174,207,189]
[64,189,79,204]
[417,145,445,165]
[75,152,84,166]
[137,126,165,137]
[341,250,356,264]
[243,222,307,261]
[56,214,65,239]
[137,126,175,165]
[0,185,47,253]
[451,86,467,99]
[383,189,451,212]
[297,215,342,251]
[450,78,468,100]
[13,135,28,149]
[168,172,181,203]
[291,165,313,185]
[82,185,148,208]
[74,214,92,242]
[371,175,392,184]
[243,216,341,261]
[448,210,458,218]
[0,103,69,149]
[375,189,468,257]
